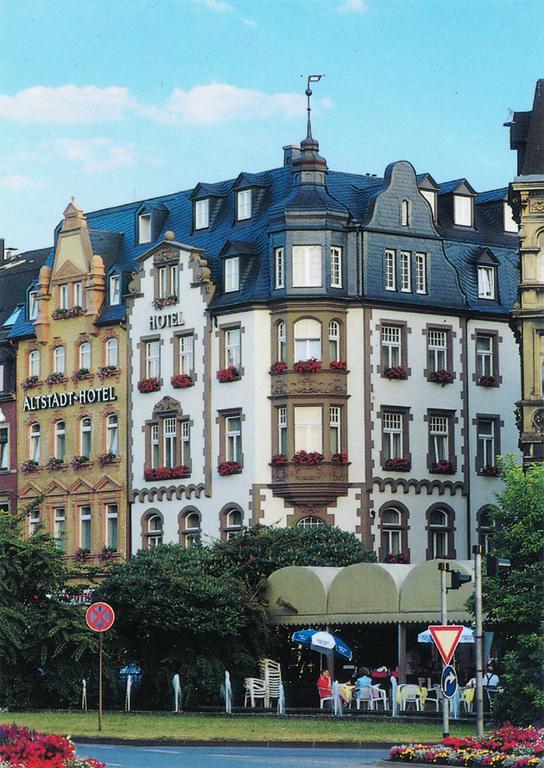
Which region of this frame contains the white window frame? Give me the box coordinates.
[224,327,241,368]
[275,247,285,290]
[383,411,403,461]
[151,424,159,469]
[178,335,194,375]
[184,512,201,548]
[139,213,151,244]
[163,416,177,469]
[277,321,286,363]
[294,318,321,361]
[477,419,495,467]
[330,246,343,288]
[29,423,40,462]
[400,251,411,292]
[181,420,190,466]
[0,425,9,470]
[381,325,402,369]
[29,350,40,377]
[28,290,38,320]
[429,509,449,558]
[59,284,69,309]
[158,267,168,299]
[292,245,322,288]
[420,189,436,220]
[80,505,92,551]
[55,420,66,461]
[53,345,65,375]
[145,340,160,379]
[430,415,449,463]
[54,507,66,551]
[428,330,447,372]
[224,257,240,293]
[385,250,396,291]
[0,363,4,393]
[328,320,340,362]
[401,199,410,226]
[106,337,119,367]
[382,508,402,556]
[237,189,252,220]
[106,503,118,551]
[454,194,473,227]
[478,265,495,300]
[147,514,163,548]
[297,516,325,529]
[109,274,120,305]
[225,507,243,539]
[294,406,322,453]
[106,414,118,455]
[73,281,83,307]
[503,202,518,233]
[225,416,242,463]
[415,253,427,294]
[29,507,41,536]
[195,198,209,230]
[329,406,341,455]
[476,335,494,378]
[277,406,287,455]
[79,342,91,370]
[80,417,92,458]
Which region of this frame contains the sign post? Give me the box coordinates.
[85,602,116,732]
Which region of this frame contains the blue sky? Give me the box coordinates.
[1,0,543,251]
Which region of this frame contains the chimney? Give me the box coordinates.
[0,239,4,262]
[5,246,18,260]
[283,145,301,166]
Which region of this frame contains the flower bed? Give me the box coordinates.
[218,461,242,476]
[293,450,323,465]
[97,365,119,379]
[429,369,455,384]
[172,373,194,388]
[390,724,544,768]
[269,361,288,374]
[138,377,161,393]
[0,724,104,768]
[331,452,348,464]
[21,376,40,390]
[293,358,321,373]
[330,359,347,371]
[385,457,411,471]
[144,465,190,481]
[52,306,85,320]
[384,365,408,380]
[216,366,240,383]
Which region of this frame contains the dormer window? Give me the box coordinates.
[139,213,151,244]
[225,257,240,293]
[504,202,518,233]
[237,190,251,221]
[401,200,410,227]
[478,265,495,300]
[195,199,209,230]
[28,291,38,320]
[421,190,437,220]
[109,274,120,305]
[454,195,473,227]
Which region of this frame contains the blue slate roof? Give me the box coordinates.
[444,241,518,312]
[476,188,507,204]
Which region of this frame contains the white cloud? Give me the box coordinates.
[0,85,134,123]
[0,174,42,189]
[54,138,136,173]
[243,18,257,26]
[338,0,368,13]
[193,0,232,11]
[166,82,306,124]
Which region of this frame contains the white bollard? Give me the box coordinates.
[224,670,232,715]
[277,682,285,715]
[390,675,398,718]
[81,679,87,711]
[125,674,132,712]
[172,673,182,712]
[332,680,343,716]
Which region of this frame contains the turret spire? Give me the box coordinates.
[303,74,323,146]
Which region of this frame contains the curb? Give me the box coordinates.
[74,736,406,749]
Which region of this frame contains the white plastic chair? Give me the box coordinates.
[259,658,282,708]
[398,684,422,711]
[425,686,441,712]
[371,684,389,710]
[355,685,375,710]
[460,687,474,714]
[318,686,334,709]
[243,677,267,707]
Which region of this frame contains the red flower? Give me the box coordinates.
[384,365,408,380]
[385,457,411,471]
[269,361,288,374]
[138,377,161,393]
[171,373,194,388]
[216,366,241,383]
[431,459,455,474]
[293,450,324,465]
[330,359,347,370]
[331,452,348,464]
[144,465,190,481]
[218,461,242,475]
[271,454,288,464]
[293,358,321,373]
[429,369,455,384]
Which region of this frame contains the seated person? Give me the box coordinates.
[355,666,380,699]
[482,664,500,687]
[316,669,348,703]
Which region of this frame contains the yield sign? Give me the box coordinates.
[86,602,116,633]
[428,625,464,665]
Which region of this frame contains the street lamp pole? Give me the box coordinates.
[473,544,485,738]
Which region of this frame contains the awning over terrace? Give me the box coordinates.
[267,560,474,626]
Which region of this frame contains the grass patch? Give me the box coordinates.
[5,711,476,744]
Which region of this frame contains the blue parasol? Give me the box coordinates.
[292,629,353,660]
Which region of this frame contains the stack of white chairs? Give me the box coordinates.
[243,658,282,708]
[243,677,267,707]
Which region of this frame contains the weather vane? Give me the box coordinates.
[302,74,324,140]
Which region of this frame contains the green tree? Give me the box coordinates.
[483,459,544,725]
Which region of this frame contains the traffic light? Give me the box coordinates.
[450,570,472,589]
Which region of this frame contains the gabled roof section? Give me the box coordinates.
[188,180,232,200]
[470,246,500,265]
[136,238,204,263]
[417,173,439,191]
[438,178,476,196]
[444,241,518,313]
[232,171,271,190]
[220,240,258,258]
[476,188,507,205]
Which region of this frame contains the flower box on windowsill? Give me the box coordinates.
[71,455,90,470]
[71,368,91,383]
[52,306,85,320]
[384,457,411,472]
[99,452,117,467]
[331,452,349,465]
[153,295,178,310]
[144,465,191,481]
[431,460,455,474]
[21,376,40,390]
[172,374,194,389]
[138,377,161,393]
[74,547,91,563]
[45,372,66,386]
[330,360,347,371]
[271,453,288,465]
[98,365,119,380]
[481,464,501,477]
[478,375,497,387]
[99,546,118,562]
[384,552,410,564]
[21,460,39,474]
[269,362,288,375]
[218,461,242,476]
[384,365,408,380]
[429,369,455,385]
[216,366,240,383]
[293,450,324,465]
[293,358,322,374]
[45,457,64,472]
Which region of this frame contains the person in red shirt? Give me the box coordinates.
[317,669,333,699]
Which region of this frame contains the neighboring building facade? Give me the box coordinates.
[508,79,544,466]
[9,202,131,561]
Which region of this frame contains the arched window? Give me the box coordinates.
[294,318,321,362]
[328,320,341,362]
[427,506,453,559]
[401,199,410,226]
[79,342,91,370]
[29,423,40,462]
[297,516,325,528]
[106,337,118,368]
[106,414,118,455]
[146,514,163,548]
[477,506,495,554]
[180,510,201,548]
[80,417,92,458]
[29,350,40,378]
[222,505,243,540]
[54,420,66,461]
[380,506,407,561]
[53,346,65,375]
[277,321,287,363]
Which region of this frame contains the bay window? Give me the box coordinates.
[385,249,396,290]
[294,406,322,453]
[275,247,285,289]
[329,406,341,455]
[328,320,340,361]
[277,407,287,455]
[294,318,321,361]
[330,246,343,288]
[292,245,322,287]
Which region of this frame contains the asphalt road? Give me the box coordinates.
[77,743,389,768]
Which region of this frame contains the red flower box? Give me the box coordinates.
[98,365,119,379]
[384,365,408,380]
[293,450,324,465]
[479,374,497,387]
[172,374,194,388]
[429,369,455,384]
[293,358,321,373]
[385,552,410,564]
[330,359,347,371]
[216,366,240,383]
[153,295,178,309]
[98,452,116,466]
[385,457,411,471]
[144,465,190,481]
[331,452,348,464]
[21,375,40,390]
[482,464,501,477]
[271,453,288,465]
[431,459,455,474]
[269,361,288,374]
[138,377,161,393]
[52,305,85,320]
[218,460,242,476]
